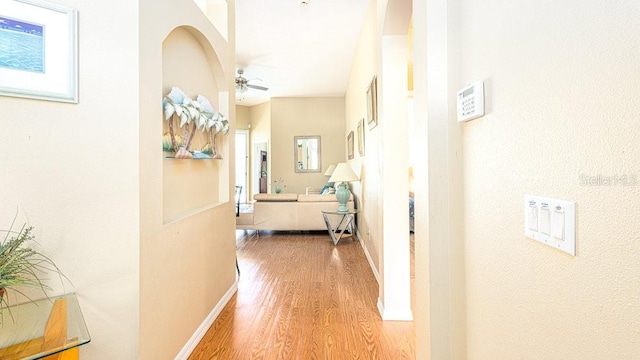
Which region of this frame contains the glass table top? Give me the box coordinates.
[321,209,359,215]
[0,293,90,359]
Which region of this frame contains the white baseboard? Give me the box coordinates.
[377,297,414,321]
[358,232,380,285]
[174,281,238,360]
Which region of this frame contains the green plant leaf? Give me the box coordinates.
[0,223,70,323]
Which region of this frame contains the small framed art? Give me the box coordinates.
[357,118,365,156]
[366,75,378,129]
[347,130,354,160]
[0,0,78,103]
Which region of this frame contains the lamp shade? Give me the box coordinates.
[324,164,336,176]
[328,163,359,183]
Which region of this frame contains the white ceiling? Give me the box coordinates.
[235,0,370,106]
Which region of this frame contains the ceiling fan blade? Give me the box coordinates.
[247,84,269,91]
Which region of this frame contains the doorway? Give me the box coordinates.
[235,130,249,204]
[253,141,268,196]
[259,150,267,193]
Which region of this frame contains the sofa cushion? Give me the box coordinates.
[305,187,323,195]
[321,187,336,195]
[254,193,298,202]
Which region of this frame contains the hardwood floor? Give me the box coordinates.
[188,230,415,359]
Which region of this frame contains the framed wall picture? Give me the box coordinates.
[366,75,378,129]
[357,118,365,156]
[0,0,78,103]
[294,135,322,173]
[347,130,354,160]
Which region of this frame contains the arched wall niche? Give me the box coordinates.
[161,25,230,223]
[139,1,237,357]
[163,24,231,113]
[183,25,227,88]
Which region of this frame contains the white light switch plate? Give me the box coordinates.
[525,195,576,256]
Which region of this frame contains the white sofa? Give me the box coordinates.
[236,193,354,231]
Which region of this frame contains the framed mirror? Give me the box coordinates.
[294,136,321,173]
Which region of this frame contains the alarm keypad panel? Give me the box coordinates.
[457,80,485,122]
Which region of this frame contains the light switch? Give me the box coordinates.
[539,207,550,235]
[551,209,564,240]
[527,205,538,231]
[524,195,576,256]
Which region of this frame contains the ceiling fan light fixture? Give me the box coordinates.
[300,0,310,6]
[236,83,248,93]
[235,68,269,98]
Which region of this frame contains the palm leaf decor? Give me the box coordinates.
[162,87,229,159]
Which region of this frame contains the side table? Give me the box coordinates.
[0,293,90,359]
[321,209,359,245]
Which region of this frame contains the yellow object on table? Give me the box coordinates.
[0,293,90,360]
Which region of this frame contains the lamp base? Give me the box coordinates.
[335,182,351,213]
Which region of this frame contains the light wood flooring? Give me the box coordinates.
[188,230,415,359]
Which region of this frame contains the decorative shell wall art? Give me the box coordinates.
[162,87,228,159]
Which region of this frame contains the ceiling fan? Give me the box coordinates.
[235,69,269,93]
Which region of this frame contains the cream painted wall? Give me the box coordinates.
[345,1,412,320]
[411,0,430,358]
[344,0,414,321]
[0,0,140,358]
[139,0,237,358]
[413,0,468,357]
[345,0,381,274]
[236,105,250,129]
[249,102,271,145]
[378,0,412,320]
[270,98,345,195]
[205,1,229,41]
[458,1,640,358]
[413,0,640,358]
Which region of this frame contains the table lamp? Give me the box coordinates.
[328,163,359,212]
[324,164,336,188]
[324,164,336,176]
